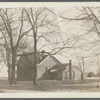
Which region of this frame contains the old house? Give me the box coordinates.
[16,52,82,81]
[16,52,61,81]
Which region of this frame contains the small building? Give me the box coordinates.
[65,65,81,80]
[87,72,95,77]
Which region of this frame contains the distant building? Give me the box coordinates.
[87,72,95,77]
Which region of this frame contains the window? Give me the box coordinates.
[67,72,69,78]
[62,72,66,80]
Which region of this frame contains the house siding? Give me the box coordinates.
[17,65,33,81]
[17,53,40,81]
[37,56,57,79]
[65,66,81,80]
[73,67,81,80]
[57,70,62,80]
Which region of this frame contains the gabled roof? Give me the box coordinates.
[17,52,62,67]
[49,55,62,64]
[17,52,40,66]
[39,55,48,63]
[37,55,62,65]
[50,63,69,71]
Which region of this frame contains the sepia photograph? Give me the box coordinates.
[1,2,100,98]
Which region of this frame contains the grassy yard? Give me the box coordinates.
[1,78,100,93]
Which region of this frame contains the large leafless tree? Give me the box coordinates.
[0,8,32,84]
[0,7,77,85]
[23,7,77,85]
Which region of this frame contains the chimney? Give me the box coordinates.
[40,50,45,61]
[69,60,72,80]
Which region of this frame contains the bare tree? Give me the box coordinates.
[57,7,100,77]
[74,54,91,80]
[23,7,77,85]
[94,54,100,79]
[0,46,11,80]
[0,47,6,74]
[0,32,11,80]
[76,56,85,80]
[0,8,32,84]
[0,7,77,85]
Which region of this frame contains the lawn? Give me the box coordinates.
[1,78,100,93]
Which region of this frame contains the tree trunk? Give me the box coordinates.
[33,64,37,85]
[81,73,84,80]
[33,51,37,85]
[7,69,11,81]
[33,31,37,85]
[98,72,100,80]
[33,57,37,85]
[10,51,16,84]
[7,61,11,81]
[98,70,100,80]
[10,67,15,84]
[6,49,11,81]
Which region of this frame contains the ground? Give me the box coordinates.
[1,77,100,93]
